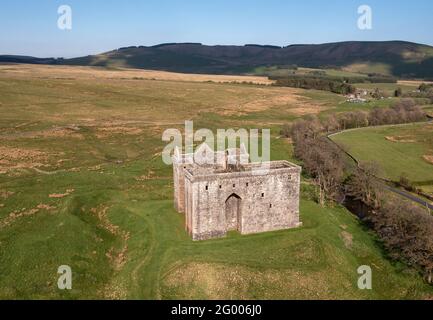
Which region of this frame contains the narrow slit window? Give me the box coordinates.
[205,186,208,191]
[262,193,265,198]
[270,204,272,208]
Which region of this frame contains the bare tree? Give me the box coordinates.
[322,114,340,133]
[369,199,433,283]
[346,161,383,209]
[302,138,345,206]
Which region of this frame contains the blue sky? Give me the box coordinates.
[0,0,432,58]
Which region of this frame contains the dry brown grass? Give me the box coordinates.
[0,64,274,85]
[0,190,14,199]
[48,189,75,199]
[32,127,84,140]
[0,146,48,161]
[219,87,325,116]
[90,205,130,272]
[0,64,325,128]
[340,231,353,249]
[163,262,357,300]
[385,136,416,143]
[0,127,84,141]
[0,146,52,173]
[95,126,144,138]
[397,80,433,86]
[0,204,56,229]
[343,62,392,76]
[423,155,433,165]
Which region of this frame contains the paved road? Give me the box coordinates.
[385,186,433,211]
[327,121,433,211]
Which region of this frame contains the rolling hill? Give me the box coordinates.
[2,41,433,78]
[0,55,57,65]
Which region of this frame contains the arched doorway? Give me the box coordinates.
[225,193,241,231]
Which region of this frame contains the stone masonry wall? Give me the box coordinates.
[184,163,302,241]
[173,162,193,213]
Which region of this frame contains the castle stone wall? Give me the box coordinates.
[182,161,302,241]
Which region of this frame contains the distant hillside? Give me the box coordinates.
[2,41,433,78]
[0,55,58,65]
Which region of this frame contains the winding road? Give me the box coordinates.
[327,121,433,211]
[384,186,433,210]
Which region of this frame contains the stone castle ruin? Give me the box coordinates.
[173,143,302,241]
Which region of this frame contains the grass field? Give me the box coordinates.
[331,122,433,195]
[250,66,369,79]
[1,65,433,299]
[342,62,393,77]
[353,82,417,96]
[0,64,274,85]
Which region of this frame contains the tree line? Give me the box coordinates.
[282,99,433,283]
[347,164,433,284]
[282,99,426,137]
[272,76,356,95]
[400,83,433,103]
[270,74,397,94]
